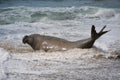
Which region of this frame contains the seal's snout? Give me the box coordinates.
[23,35,29,44]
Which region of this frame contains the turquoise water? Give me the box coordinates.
[0,0,120,8]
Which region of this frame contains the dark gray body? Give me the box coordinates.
[23,25,109,52]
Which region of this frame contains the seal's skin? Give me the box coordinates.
[23,25,110,52]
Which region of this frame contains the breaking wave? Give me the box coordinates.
[0,6,120,25]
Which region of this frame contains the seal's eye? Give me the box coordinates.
[23,35,29,44]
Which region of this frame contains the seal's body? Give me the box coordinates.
[23,25,109,52]
[23,34,76,52]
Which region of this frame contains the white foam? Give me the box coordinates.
[1,48,120,80]
[0,48,10,80]
[0,48,10,63]
[94,8,116,19]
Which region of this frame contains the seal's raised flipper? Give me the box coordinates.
[91,25,110,40]
[76,25,110,49]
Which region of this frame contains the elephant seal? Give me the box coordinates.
[23,25,110,52]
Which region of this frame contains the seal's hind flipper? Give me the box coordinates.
[91,25,110,40]
[91,25,97,39]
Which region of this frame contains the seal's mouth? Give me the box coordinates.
[22,38,27,44]
[23,39,26,44]
[22,35,29,44]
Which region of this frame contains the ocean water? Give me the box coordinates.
[0,0,120,80]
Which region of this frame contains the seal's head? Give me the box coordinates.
[22,35,33,44]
